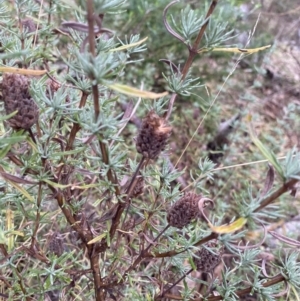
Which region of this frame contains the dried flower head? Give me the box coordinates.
[21,18,37,33]
[167,192,201,229]
[48,232,64,257]
[2,73,39,130]
[47,78,61,94]
[136,110,172,159]
[194,245,221,272]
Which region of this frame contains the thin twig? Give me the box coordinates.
[165,0,219,121]
[254,178,298,212]
[109,157,146,244]
[156,268,193,300]
[30,182,42,248]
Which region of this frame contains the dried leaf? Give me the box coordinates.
[110,37,148,52]
[269,231,300,247]
[261,164,275,197]
[159,59,180,73]
[43,178,71,188]
[108,83,168,99]
[6,208,14,251]
[6,180,34,202]
[198,197,214,224]
[87,233,107,245]
[247,114,284,179]
[0,66,47,76]
[199,45,271,54]
[121,100,134,123]
[0,171,37,185]
[210,217,247,234]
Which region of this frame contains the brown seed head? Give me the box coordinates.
[48,232,64,257]
[2,73,39,130]
[21,19,38,43]
[47,78,61,94]
[194,245,221,272]
[167,192,201,229]
[21,18,37,33]
[136,110,172,159]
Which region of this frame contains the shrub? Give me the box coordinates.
[0,0,299,300]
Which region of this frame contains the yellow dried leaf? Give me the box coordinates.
[210,217,247,234]
[87,233,107,245]
[6,207,14,251]
[6,180,34,202]
[110,37,148,52]
[108,83,168,99]
[0,66,47,76]
[198,45,271,54]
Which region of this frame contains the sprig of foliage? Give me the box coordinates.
[0,0,299,301]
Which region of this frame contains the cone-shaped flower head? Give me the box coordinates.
[194,246,221,272]
[167,192,202,229]
[2,73,39,130]
[48,232,64,257]
[136,110,172,159]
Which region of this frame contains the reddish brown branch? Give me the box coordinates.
[85,1,105,299]
[163,274,286,301]
[181,0,219,78]
[146,231,219,259]
[254,178,298,212]
[66,91,89,151]
[166,0,219,120]
[31,182,42,249]
[107,157,146,245]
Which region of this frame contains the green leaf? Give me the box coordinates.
[0,145,12,160]
[50,147,86,158]
[0,110,18,122]
[189,256,197,270]
[247,114,284,179]
[72,183,100,189]
[43,179,71,189]
[0,131,28,159]
[0,136,27,145]
[59,0,81,12]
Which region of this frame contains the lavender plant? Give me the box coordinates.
[0,0,300,301]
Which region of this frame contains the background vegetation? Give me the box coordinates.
[0,0,300,300]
